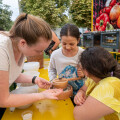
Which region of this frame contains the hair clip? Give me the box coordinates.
[19,13,28,22]
[24,13,28,19]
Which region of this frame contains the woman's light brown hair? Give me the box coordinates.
[9,13,52,45]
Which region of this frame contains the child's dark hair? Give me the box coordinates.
[79,47,120,79]
[60,24,80,41]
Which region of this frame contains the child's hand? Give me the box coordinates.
[77,67,84,78]
[74,90,86,106]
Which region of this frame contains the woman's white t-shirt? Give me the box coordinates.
[0,34,25,87]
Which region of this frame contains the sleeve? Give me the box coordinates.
[85,78,91,87]
[48,54,57,81]
[0,48,9,71]
[90,82,120,113]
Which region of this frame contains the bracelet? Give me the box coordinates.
[32,76,37,84]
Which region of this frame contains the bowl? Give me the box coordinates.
[57,85,73,100]
[17,104,32,109]
[52,78,68,89]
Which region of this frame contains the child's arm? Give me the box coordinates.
[77,67,85,78]
[78,84,87,93]
[74,84,87,105]
[48,57,57,81]
[74,96,114,120]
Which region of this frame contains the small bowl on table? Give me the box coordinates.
[52,78,68,89]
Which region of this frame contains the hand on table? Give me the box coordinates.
[35,77,51,89]
[74,90,86,106]
[40,89,63,100]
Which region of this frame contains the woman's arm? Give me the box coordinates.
[49,31,60,54]
[15,73,51,89]
[15,73,36,83]
[0,71,63,107]
[73,96,114,120]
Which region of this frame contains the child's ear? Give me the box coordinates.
[77,38,80,44]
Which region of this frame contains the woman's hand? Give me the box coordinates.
[74,90,86,106]
[77,67,84,78]
[40,89,63,100]
[35,77,51,89]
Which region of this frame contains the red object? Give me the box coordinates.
[117,16,120,28]
[96,13,110,31]
[105,0,116,7]
[109,0,116,6]
[116,2,120,5]
[100,6,112,15]
[109,4,120,21]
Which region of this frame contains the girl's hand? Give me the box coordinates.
[74,90,86,106]
[40,89,63,100]
[77,67,84,78]
[35,77,51,89]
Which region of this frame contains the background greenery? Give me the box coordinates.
[20,0,91,29]
[0,0,13,31]
[0,0,91,30]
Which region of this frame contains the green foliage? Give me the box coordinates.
[69,0,91,28]
[20,0,70,28]
[0,0,13,31]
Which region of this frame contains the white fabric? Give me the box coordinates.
[0,34,25,86]
[48,47,84,80]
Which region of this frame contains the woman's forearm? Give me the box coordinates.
[0,93,43,107]
[15,73,34,83]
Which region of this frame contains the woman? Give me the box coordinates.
[0,13,63,118]
[74,47,120,120]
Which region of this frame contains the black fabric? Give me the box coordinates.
[44,40,56,56]
[70,97,76,106]
[0,108,6,119]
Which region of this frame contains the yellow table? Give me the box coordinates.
[2,98,74,120]
[2,59,75,120]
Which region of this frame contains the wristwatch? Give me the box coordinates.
[32,76,37,84]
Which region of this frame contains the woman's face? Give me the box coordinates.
[61,36,79,53]
[19,37,51,56]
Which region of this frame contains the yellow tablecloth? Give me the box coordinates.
[2,98,74,120]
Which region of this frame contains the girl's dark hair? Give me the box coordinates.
[79,47,120,79]
[60,24,80,41]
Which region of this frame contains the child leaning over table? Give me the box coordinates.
[48,24,85,100]
[74,47,120,120]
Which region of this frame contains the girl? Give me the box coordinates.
[48,24,85,95]
[0,13,63,118]
[74,47,120,120]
